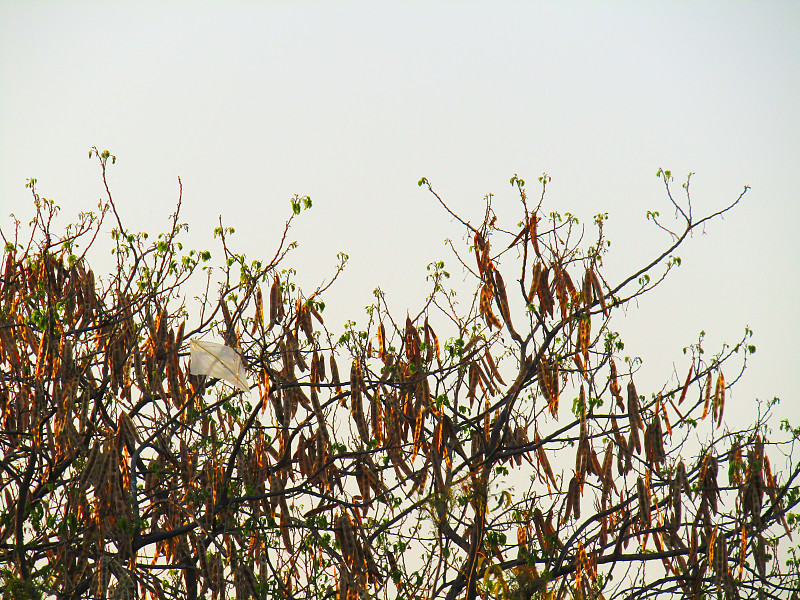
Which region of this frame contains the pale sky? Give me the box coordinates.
[2,1,798,428]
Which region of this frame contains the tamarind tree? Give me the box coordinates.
[0,150,798,600]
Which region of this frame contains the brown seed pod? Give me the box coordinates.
[269,275,283,326]
[701,454,720,513]
[713,533,727,580]
[577,315,591,361]
[480,282,501,330]
[371,388,384,444]
[191,534,213,586]
[561,267,578,302]
[600,441,615,503]
[528,262,542,303]
[644,414,666,467]
[637,476,651,529]
[493,269,514,331]
[587,443,602,479]
[350,360,369,443]
[517,524,528,552]
[569,475,581,521]
[627,381,643,431]
[714,372,726,427]
[330,355,342,396]
[529,215,541,257]
[628,424,641,456]
[678,365,693,405]
[582,269,594,306]
[483,347,505,387]
[211,553,224,593]
[537,267,554,316]
[540,356,560,417]
[544,509,563,549]
[670,473,682,529]
[280,507,293,552]
[95,441,116,489]
[532,508,547,550]
[677,460,692,497]
[117,411,139,454]
[589,269,607,316]
[553,266,570,319]
[753,534,766,579]
[80,442,101,489]
[287,329,307,372]
[412,410,425,460]
[339,512,358,566]
[729,440,743,486]
[701,373,712,420]
[251,285,264,335]
[609,359,623,410]
[534,430,558,489]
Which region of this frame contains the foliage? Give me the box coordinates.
[0,151,798,600]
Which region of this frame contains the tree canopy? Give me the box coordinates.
[0,150,798,600]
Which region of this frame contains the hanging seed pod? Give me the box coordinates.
[701,373,712,420]
[117,411,139,454]
[678,365,693,405]
[330,355,343,397]
[534,430,557,488]
[577,315,590,361]
[532,508,548,551]
[582,268,594,307]
[211,553,225,594]
[729,440,743,486]
[310,389,330,445]
[79,442,102,489]
[529,214,541,258]
[251,286,264,335]
[670,473,682,530]
[714,372,726,427]
[544,509,563,549]
[479,282,501,330]
[609,359,623,410]
[590,269,607,316]
[676,460,692,497]
[339,512,357,566]
[553,266,570,319]
[538,267,554,316]
[528,262,542,304]
[299,301,314,343]
[371,387,384,444]
[644,414,666,467]
[627,381,643,431]
[286,329,306,372]
[600,441,615,505]
[350,361,369,443]
[701,454,720,513]
[269,276,283,326]
[493,269,514,330]
[637,476,651,529]
[542,356,559,417]
[628,423,641,456]
[753,534,766,579]
[569,475,581,521]
[587,443,602,478]
[713,534,728,581]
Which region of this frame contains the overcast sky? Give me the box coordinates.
[2,1,798,428]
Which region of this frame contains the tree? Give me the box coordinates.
[0,150,798,600]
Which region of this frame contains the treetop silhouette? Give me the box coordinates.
[0,151,797,600]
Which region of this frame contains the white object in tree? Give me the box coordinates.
[190,340,249,392]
